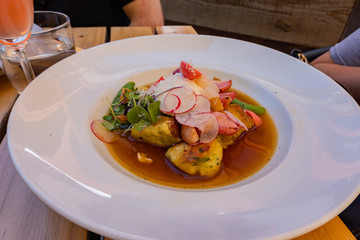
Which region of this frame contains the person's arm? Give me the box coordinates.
[123,0,164,27]
[312,52,360,102]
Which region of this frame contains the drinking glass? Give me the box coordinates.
[0,0,35,84]
[1,11,76,93]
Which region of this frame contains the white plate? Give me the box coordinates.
[8,35,360,240]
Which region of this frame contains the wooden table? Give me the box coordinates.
[0,26,356,240]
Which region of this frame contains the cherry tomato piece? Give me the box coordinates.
[180,61,202,80]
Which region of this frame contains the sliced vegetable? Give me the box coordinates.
[192,112,219,143]
[213,79,232,92]
[189,94,210,113]
[231,98,266,115]
[180,61,202,80]
[91,120,119,143]
[160,87,197,114]
[170,87,197,114]
[175,95,211,125]
[196,76,219,99]
[164,94,181,113]
[225,110,248,131]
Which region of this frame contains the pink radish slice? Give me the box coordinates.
[175,112,192,125]
[190,112,218,143]
[191,95,211,114]
[91,120,118,143]
[175,95,211,125]
[154,86,183,100]
[164,94,181,113]
[159,98,173,113]
[225,110,248,131]
[169,87,197,114]
[212,111,239,135]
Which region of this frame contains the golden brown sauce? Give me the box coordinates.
[106,91,278,189]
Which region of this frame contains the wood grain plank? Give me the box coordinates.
[293,217,356,240]
[110,26,154,41]
[162,0,356,47]
[73,27,107,49]
[156,25,197,34]
[342,0,360,39]
[102,216,355,240]
[0,137,88,240]
[0,75,17,140]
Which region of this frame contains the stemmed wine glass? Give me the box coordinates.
[0,0,35,83]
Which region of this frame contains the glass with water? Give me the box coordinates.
[0,11,75,93]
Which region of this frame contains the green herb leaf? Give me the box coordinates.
[112,82,136,104]
[102,121,114,130]
[133,119,150,131]
[127,105,151,124]
[122,81,136,91]
[103,115,112,122]
[148,101,161,123]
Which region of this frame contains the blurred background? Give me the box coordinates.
[162,0,360,53]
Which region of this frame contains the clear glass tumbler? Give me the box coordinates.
[0,11,76,93]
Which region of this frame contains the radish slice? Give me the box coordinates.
[169,87,197,114]
[175,95,211,125]
[196,75,219,99]
[164,94,181,113]
[91,120,118,143]
[191,95,211,113]
[175,112,192,125]
[191,112,218,143]
[200,84,219,100]
[225,110,248,131]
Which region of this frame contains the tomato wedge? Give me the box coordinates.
[180,61,202,80]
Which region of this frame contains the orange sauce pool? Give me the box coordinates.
[106,91,278,189]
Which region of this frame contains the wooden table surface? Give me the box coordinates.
[0,26,356,240]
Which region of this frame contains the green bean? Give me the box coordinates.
[231,98,266,115]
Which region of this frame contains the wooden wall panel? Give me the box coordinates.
[162,0,356,47]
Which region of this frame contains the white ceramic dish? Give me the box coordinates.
[7,35,360,240]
